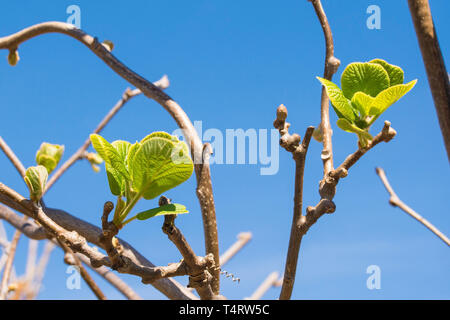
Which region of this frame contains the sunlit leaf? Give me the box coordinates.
[341,62,390,99]
[24,165,48,202]
[369,80,417,116]
[130,136,193,200]
[370,59,404,86]
[136,203,189,220]
[317,77,356,122]
[351,92,374,118]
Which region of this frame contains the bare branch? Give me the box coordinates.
[274,104,315,300]
[309,0,341,175]
[58,238,107,300]
[0,22,220,291]
[245,271,281,300]
[376,167,450,246]
[44,75,169,193]
[0,222,24,299]
[407,0,450,161]
[0,205,47,240]
[0,137,26,178]
[196,143,220,294]
[75,253,142,300]
[0,183,197,300]
[160,196,220,300]
[219,232,252,267]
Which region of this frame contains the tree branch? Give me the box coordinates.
[58,238,107,300]
[0,22,220,292]
[245,271,282,300]
[219,232,252,267]
[375,167,450,246]
[310,0,341,175]
[44,75,169,193]
[273,104,315,300]
[0,224,24,299]
[407,0,450,161]
[160,196,220,300]
[0,137,26,178]
[0,184,197,300]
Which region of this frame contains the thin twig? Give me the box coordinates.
[219,232,252,267]
[58,238,107,300]
[160,196,220,300]
[407,0,450,161]
[310,0,340,176]
[245,271,281,300]
[0,137,27,178]
[376,167,450,246]
[0,139,27,300]
[0,224,24,299]
[75,253,142,300]
[44,76,169,194]
[273,105,315,300]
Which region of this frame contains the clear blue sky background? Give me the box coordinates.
[0,0,449,300]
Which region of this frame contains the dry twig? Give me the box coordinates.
[376,167,450,246]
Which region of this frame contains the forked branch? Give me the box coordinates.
[376,167,450,247]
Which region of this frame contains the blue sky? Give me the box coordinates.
[0,0,449,300]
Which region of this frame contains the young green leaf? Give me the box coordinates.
[351,92,374,118]
[130,136,193,200]
[368,80,417,116]
[90,134,130,180]
[337,118,373,147]
[317,77,356,122]
[24,165,48,202]
[141,131,180,144]
[36,143,64,174]
[341,62,390,99]
[370,59,404,86]
[136,203,189,220]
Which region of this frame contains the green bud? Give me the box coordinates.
[24,166,48,202]
[312,126,323,143]
[36,143,64,174]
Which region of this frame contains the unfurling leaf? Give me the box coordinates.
[24,166,48,202]
[341,62,390,99]
[368,80,417,117]
[136,203,189,220]
[316,59,416,147]
[317,77,356,122]
[129,135,193,200]
[36,143,64,174]
[369,59,404,86]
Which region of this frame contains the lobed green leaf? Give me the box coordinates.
[130,136,193,200]
[317,77,356,122]
[370,59,404,86]
[341,62,390,99]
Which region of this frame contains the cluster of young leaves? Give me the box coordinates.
[24,143,65,202]
[90,132,193,228]
[317,59,417,147]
